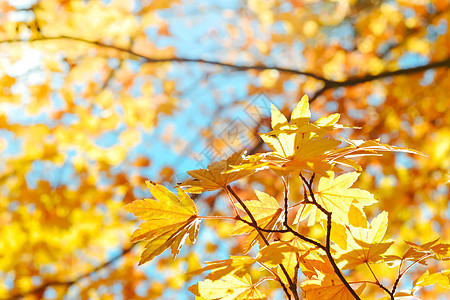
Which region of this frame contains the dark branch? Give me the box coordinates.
[0,36,329,82]
[335,58,450,87]
[311,57,450,100]
[3,35,448,105]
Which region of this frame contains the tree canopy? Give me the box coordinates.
[0,0,449,299]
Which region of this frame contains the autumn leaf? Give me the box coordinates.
[124,181,200,265]
[300,249,365,299]
[403,238,441,261]
[403,238,450,262]
[301,276,365,300]
[180,150,253,193]
[431,243,450,260]
[415,270,450,289]
[190,256,256,280]
[337,211,394,269]
[294,172,376,226]
[233,104,424,175]
[191,274,266,300]
[257,239,313,283]
[257,240,304,267]
[229,95,345,175]
[328,138,425,170]
[231,190,283,253]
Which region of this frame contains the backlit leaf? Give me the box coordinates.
[181,150,253,193]
[191,256,256,280]
[302,277,365,300]
[337,211,394,269]
[295,172,376,226]
[124,181,200,265]
[231,190,283,253]
[415,270,450,289]
[194,274,266,300]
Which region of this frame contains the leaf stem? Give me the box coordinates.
[224,188,241,217]
[253,277,277,288]
[198,215,236,221]
[257,260,290,294]
[366,262,392,298]
[366,262,380,284]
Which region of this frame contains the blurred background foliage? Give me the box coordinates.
[0,0,449,298]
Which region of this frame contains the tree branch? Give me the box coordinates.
[4,35,447,107]
[0,36,329,82]
[5,244,136,300]
[311,57,450,100]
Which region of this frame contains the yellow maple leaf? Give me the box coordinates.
[192,274,266,300]
[257,239,313,283]
[337,211,394,269]
[257,240,304,267]
[294,172,376,226]
[403,238,441,261]
[261,95,342,173]
[229,96,423,176]
[415,270,450,289]
[180,150,253,193]
[403,238,450,262]
[329,138,424,170]
[430,242,450,261]
[231,190,283,253]
[124,181,200,265]
[190,256,256,280]
[228,95,349,175]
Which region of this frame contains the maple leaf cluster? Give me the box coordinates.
[126,95,449,300]
[1,0,449,299]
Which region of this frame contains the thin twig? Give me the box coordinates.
[253,277,276,288]
[282,176,290,227]
[2,35,449,96]
[236,217,324,249]
[257,261,290,296]
[391,253,434,295]
[227,185,298,300]
[300,174,362,300]
[366,262,393,299]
